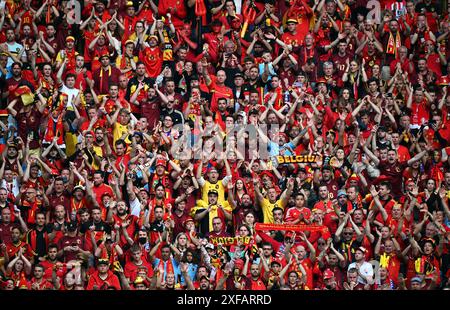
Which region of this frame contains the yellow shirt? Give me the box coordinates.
[127,33,148,43]
[113,122,131,146]
[55,49,79,63]
[190,200,233,232]
[91,145,104,170]
[115,54,139,69]
[201,180,226,204]
[261,198,285,224]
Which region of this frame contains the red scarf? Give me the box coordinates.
[71,198,86,220]
[65,49,77,71]
[264,87,283,110]
[22,199,41,225]
[44,114,64,145]
[386,31,401,58]
[28,229,49,252]
[158,257,174,278]
[46,6,52,24]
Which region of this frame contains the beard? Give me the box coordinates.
[7,154,17,160]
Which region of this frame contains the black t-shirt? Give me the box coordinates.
[46,221,67,233]
[27,226,52,258]
[160,108,184,126]
[244,78,267,93]
[335,239,362,263]
[149,221,164,233]
[79,220,111,235]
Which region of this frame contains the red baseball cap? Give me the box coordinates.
[372,175,390,185]
[404,178,415,185]
[260,170,274,180]
[99,51,110,59]
[234,259,245,270]
[270,258,282,266]
[156,159,166,167]
[183,216,194,226]
[323,269,335,279]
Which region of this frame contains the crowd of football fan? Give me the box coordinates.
[0,0,449,290]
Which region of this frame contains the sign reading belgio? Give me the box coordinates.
[209,236,253,246]
[276,155,322,164]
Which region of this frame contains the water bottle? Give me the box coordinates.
[71,210,77,222]
[284,90,290,104]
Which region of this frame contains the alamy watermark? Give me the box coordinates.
[65,1,383,26]
[66,0,82,25]
[170,122,272,162]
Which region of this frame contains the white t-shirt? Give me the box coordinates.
[6,42,23,67]
[348,261,374,284]
[1,178,20,198]
[130,196,147,218]
[59,84,80,110]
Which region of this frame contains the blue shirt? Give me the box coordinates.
[267,141,295,157]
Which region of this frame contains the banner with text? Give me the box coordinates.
[255,223,327,233]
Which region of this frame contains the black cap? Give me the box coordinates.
[234,72,244,79]
[249,109,259,116]
[66,221,78,232]
[208,189,219,196]
[199,275,210,282]
[133,131,143,138]
[211,19,222,26]
[298,167,307,173]
[241,170,252,178]
[322,165,333,171]
[97,259,110,265]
